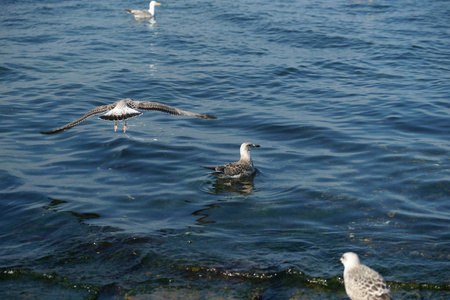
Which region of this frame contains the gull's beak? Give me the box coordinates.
[253,144,260,148]
[156,2,161,5]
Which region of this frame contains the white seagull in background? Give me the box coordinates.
[340,252,393,300]
[202,142,260,178]
[125,1,161,19]
[40,98,216,134]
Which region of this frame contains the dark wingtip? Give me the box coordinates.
[199,114,217,120]
[39,128,67,135]
[40,130,58,135]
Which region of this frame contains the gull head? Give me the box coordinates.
[149,1,161,9]
[241,142,260,152]
[340,252,361,270]
[239,142,260,162]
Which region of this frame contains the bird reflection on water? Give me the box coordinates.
[208,174,256,196]
[196,173,258,226]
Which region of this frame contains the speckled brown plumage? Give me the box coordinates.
[202,142,260,178]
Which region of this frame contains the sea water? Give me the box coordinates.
[0,0,449,298]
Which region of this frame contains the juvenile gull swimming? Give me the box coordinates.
[40,98,216,134]
[202,142,260,178]
[125,1,161,19]
[340,252,393,300]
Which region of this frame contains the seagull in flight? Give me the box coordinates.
[40,98,216,134]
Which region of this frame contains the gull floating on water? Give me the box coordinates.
[202,142,260,178]
[340,252,393,300]
[40,98,216,134]
[125,1,161,19]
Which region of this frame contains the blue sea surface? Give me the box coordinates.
[1,0,449,299]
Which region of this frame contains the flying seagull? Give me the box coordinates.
[202,142,260,178]
[340,252,393,300]
[125,1,161,19]
[40,98,216,134]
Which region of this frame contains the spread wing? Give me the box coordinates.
[40,104,114,135]
[133,101,217,120]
